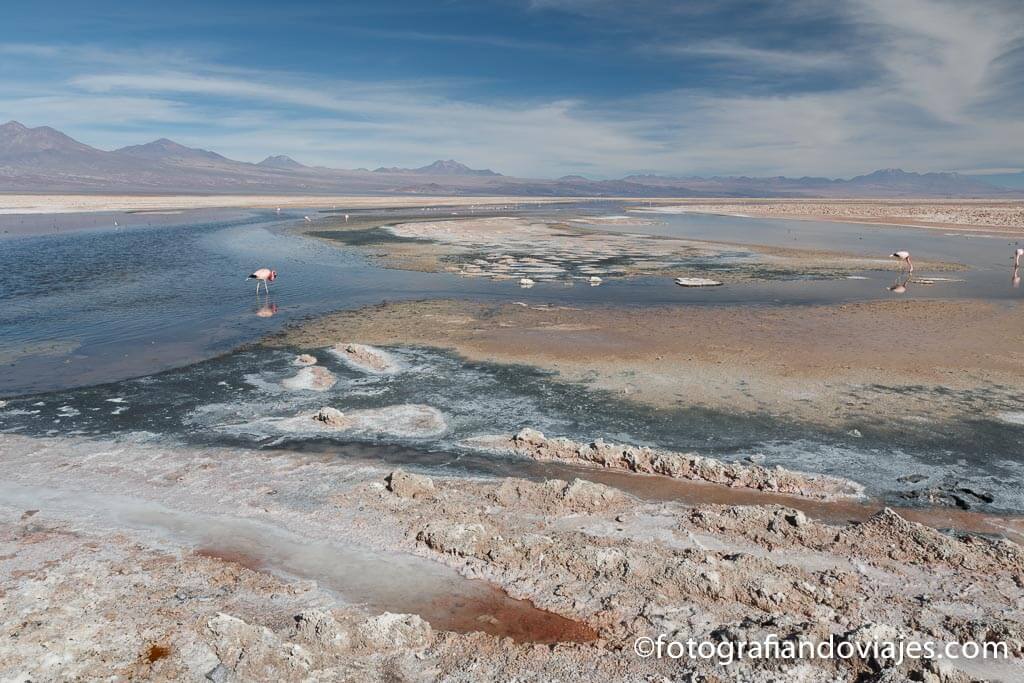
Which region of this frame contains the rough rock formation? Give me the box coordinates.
[466,428,863,501]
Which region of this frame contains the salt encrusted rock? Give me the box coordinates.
[293,354,318,366]
[354,613,433,650]
[559,478,624,512]
[417,522,492,557]
[206,613,312,679]
[466,428,864,501]
[386,470,436,499]
[292,610,351,652]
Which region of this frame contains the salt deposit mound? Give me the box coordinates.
[329,343,402,375]
[309,404,447,438]
[281,365,337,392]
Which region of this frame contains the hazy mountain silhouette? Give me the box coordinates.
[257,154,306,169]
[0,121,1013,197]
[373,159,499,176]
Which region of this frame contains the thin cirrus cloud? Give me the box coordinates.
[0,0,1022,177]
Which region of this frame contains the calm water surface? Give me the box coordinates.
[2,203,1022,512]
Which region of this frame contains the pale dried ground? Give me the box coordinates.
[320,216,955,281]
[1,433,1021,682]
[633,199,1024,232]
[0,194,576,215]
[3,196,1020,234]
[270,298,1024,431]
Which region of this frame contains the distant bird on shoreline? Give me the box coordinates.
[248,268,277,293]
[1014,247,1023,268]
[891,250,913,272]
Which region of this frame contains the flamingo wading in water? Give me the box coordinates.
[1014,248,1023,268]
[248,268,277,293]
[891,250,913,273]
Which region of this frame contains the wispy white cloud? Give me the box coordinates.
[1,0,1023,177]
[650,40,849,74]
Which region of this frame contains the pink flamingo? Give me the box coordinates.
[1014,248,1023,268]
[248,268,277,293]
[890,250,913,273]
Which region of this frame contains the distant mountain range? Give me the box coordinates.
[0,120,1015,197]
[372,160,499,176]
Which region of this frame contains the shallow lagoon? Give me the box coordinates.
[2,203,1022,514]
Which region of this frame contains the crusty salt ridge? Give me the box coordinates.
[293,353,318,366]
[464,428,864,501]
[1,433,1021,681]
[329,343,402,374]
[280,365,336,391]
[347,471,1024,682]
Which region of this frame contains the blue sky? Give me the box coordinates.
[2,0,1022,177]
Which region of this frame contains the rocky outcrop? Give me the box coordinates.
[899,483,995,510]
[466,428,863,501]
[293,354,318,366]
[291,609,433,653]
[834,507,1024,572]
[206,613,313,680]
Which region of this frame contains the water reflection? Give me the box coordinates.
[254,296,279,318]
[887,273,912,294]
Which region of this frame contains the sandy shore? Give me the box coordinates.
[632,199,1024,232]
[1,432,1020,681]
[315,215,952,284]
[269,297,1024,433]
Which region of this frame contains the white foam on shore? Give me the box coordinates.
[995,412,1024,426]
